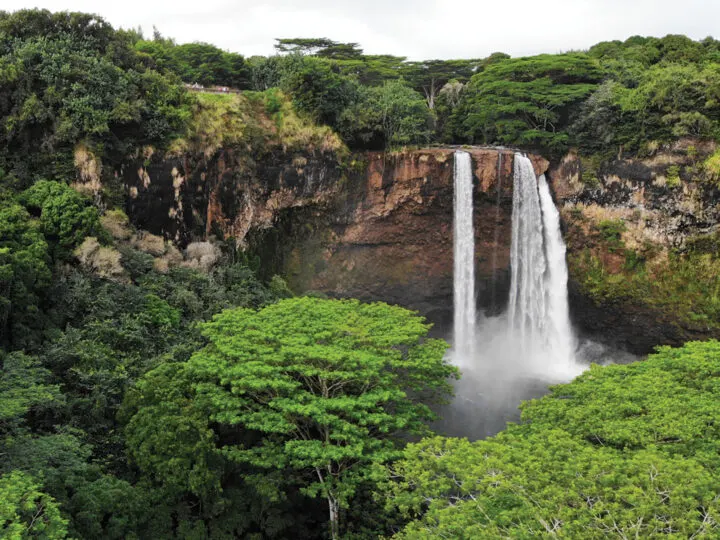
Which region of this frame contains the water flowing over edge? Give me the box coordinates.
[508,153,582,378]
[453,150,476,362]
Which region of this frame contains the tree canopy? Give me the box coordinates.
[386,341,720,538]
[0,9,191,186]
[125,297,456,539]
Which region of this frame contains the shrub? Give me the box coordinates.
[703,149,720,187]
[666,165,682,188]
[597,219,626,250]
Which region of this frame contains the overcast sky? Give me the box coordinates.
[4,0,718,60]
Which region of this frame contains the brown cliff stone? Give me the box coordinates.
[283,148,548,329]
[122,145,549,331]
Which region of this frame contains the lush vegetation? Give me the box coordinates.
[0,10,190,186]
[2,6,720,539]
[124,298,455,539]
[386,341,720,538]
[566,208,720,328]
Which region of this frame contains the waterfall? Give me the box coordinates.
[453,151,476,361]
[538,174,575,368]
[508,154,546,346]
[441,150,582,440]
[508,153,576,373]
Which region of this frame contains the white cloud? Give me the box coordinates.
[2,0,717,59]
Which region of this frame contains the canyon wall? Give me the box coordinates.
[120,139,720,354]
[121,147,547,333]
[549,139,720,353]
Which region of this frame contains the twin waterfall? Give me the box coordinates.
[453,150,577,376]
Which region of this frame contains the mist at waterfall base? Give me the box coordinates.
[436,151,588,440]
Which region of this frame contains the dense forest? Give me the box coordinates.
[2,7,720,539]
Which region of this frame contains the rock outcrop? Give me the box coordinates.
[280,149,548,331]
[122,146,548,332]
[549,139,720,354]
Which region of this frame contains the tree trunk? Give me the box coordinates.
[328,494,340,540]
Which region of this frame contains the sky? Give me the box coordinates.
[3,0,718,60]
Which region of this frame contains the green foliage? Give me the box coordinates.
[571,250,720,326]
[268,274,294,298]
[573,56,720,152]
[136,38,251,88]
[522,341,720,455]
[387,341,720,538]
[703,149,720,187]
[125,297,456,537]
[0,9,190,185]
[143,294,181,328]
[0,471,68,539]
[340,81,433,149]
[172,88,342,157]
[21,181,106,258]
[596,218,626,250]
[0,201,50,347]
[0,352,61,429]
[280,56,360,129]
[454,54,602,152]
[399,59,481,109]
[2,18,720,539]
[666,164,682,187]
[276,38,364,60]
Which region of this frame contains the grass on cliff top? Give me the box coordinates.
[169,89,344,157]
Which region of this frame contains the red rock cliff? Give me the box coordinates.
[279,148,548,329]
[123,146,549,330]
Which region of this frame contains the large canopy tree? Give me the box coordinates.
[400,59,482,109]
[125,297,456,539]
[385,340,720,538]
[453,53,602,151]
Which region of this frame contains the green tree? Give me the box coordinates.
[340,81,433,149]
[0,201,50,347]
[454,53,602,151]
[136,40,251,88]
[400,59,481,109]
[386,341,720,538]
[20,181,105,259]
[274,38,364,60]
[280,56,360,129]
[0,352,61,431]
[0,471,68,539]
[126,297,456,539]
[387,431,720,539]
[0,9,190,185]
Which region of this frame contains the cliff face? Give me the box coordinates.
[280,149,547,330]
[122,147,343,247]
[122,146,548,331]
[549,139,720,354]
[121,138,720,355]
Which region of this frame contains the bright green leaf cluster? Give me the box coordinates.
[388,341,720,538]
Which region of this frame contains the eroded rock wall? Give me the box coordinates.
[281,149,548,330]
[549,139,720,354]
[121,146,548,332]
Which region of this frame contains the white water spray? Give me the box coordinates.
[508,155,546,349]
[508,153,579,376]
[441,151,583,440]
[538,174,575,371]
[453,151,476,361]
